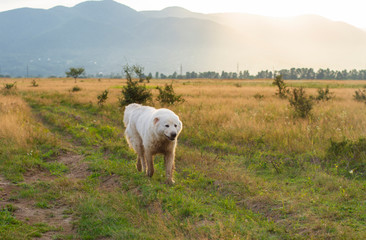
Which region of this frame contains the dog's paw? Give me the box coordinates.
[166,179,175,185]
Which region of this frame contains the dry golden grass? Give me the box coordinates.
[0,95,35,147]
[4,77,366,155]
[171,81,366,155]
[1,77,365,239]
[0,93,55,149]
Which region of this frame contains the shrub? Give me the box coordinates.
[119,64,152,107]
[156,83,185,105]
[31,80,39,87]
[272,75,289,98]
[97,90,109,107]
[288,87,314,118]
[120,80,152,106]
[253,93,264,100]
[4,82,16,90]
[353,88,366,102]
[71,86,81,92]
[1,82,17,95]
[316,86,334,101]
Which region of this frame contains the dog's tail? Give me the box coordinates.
[123,103,141,127]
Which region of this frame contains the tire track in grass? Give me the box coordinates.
[0,152,89,239]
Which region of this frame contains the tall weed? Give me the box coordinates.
[97,90,109,106]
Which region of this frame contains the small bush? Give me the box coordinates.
[120,81,152,106]
[353,88,366,102]
[97,90,109,106]
[254,93,264,100]
[4,82,16,90]
[272,75,289,98]
[316,86,334,101]
[156,83,185,105]
[1,82,17,95]
[119,64,152,107]
[31,80,39,87]
[288,87,314,118]
[71,86,81,92]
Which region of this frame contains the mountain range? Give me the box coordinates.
[1,0,366,77]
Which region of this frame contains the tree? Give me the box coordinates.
[316,68,325,79]
[66,67,85,83]
[160,73,167,79]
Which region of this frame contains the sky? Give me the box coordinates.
[1,0,365,30]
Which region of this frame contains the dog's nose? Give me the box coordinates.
[171,132,177,139]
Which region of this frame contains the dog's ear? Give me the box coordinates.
[153,117,159,125]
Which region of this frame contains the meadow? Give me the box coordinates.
[0,77,365,239]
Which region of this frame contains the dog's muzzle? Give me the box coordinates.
[165,133,177,141]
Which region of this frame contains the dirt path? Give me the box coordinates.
[0,153,89,239]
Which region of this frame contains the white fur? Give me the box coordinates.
[123,103,183,184]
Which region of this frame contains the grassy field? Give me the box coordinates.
[0,78,365,239]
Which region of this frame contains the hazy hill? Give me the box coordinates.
[1,0,366,77]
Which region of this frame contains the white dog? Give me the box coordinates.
[123,103,183,184]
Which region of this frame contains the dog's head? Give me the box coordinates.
[153,110,182,141]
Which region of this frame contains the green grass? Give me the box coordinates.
[0,88,365,239]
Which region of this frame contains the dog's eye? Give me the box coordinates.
[165,124,169,128]
[174,124,177,127]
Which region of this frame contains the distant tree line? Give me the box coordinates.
[155,68,366,80]
[3,67,366,80]
[0,74,12,78]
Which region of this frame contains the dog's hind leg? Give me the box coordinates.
[125,127,146,173]
[132,136,146,173]
[136,143,146,173]
[136,155,143,172]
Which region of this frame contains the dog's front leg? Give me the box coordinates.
[145,151,154,177]
[164,151,175,184]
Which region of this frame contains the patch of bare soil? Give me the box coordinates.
[0,177,74,238]
[0,152,90,239]
[99,174,121,192]
[58,154,89,179]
